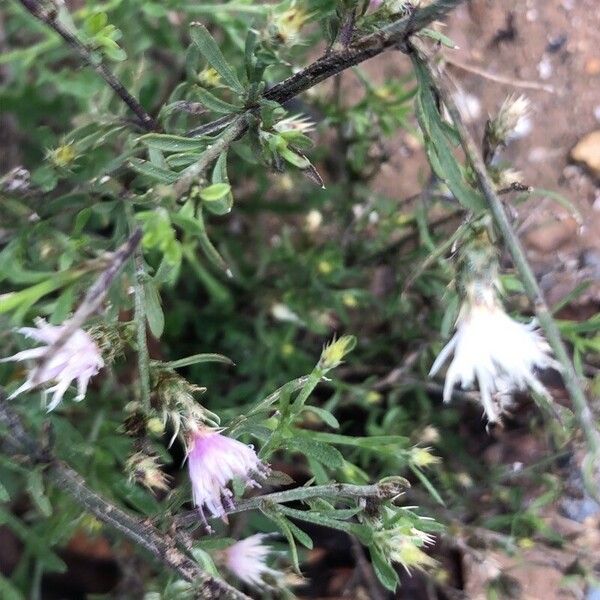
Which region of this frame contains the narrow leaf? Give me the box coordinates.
[190,22,244,93]
[129,159,179,184]
[138,133,209,153]
[161,353,234,369]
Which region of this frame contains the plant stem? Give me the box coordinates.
[17,0,157,130]
[176,481,406,528]
[187,0,467,138]
[174,118,248,198]
[32,230,142,386]
[291,367,324,412]
[133,247,152,412]
[0,390,250,600]
[411,41,600,470]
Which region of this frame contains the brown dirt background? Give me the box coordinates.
[346,0,600,310]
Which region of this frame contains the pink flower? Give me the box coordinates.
[224,534,281,588]
[187,428,269,524]
[1,319,104,411]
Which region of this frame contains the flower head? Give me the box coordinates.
[223,534,282,589]
[1,319,104,411]
[270,6,312,45]
[319,335,357,370]
[126,451,170,493]
[274,114,315,135]
[429,283,559,423]
[373,521,436,574]
[187,428,269,525]
[154,370,217,448]
[495,95,531,142]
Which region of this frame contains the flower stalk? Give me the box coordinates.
[411,40,600,491]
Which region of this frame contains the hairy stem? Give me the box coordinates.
[174,118,248,197]
[176,480,407,528]
[411,41,600,473]
[187,0,466,138]
[0,390,249,600]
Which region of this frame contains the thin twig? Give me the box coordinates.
[31,229,142,387]
[175,481,407,528]
[17,0,157,131]
[410,41,600,485]
[444,55,556,93]
[0,389,249,600]
[187,0,467,139]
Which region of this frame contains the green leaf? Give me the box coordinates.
[0,574,25,600]
[262,509,302,573]
[279,145,311,169]
[0,508,67,573]
[160,353,234,369]
[303,406,340,429]
[420,27,457,48]
[370,546,399,591]
[410,465,445,506]
[27,468,52,517]
[144,280,164,339]
[189,22,244,93]
[0,272,82,315]
[129,158,179,185]
[195,86,241,114]
[172,208,231,275]
[138,133,209,153]
[207,151,234,215]
[284,436,344,468]
[200,183,231,202]
[412,55,485,212]
[0,481,9,503]
[286,519,313,550]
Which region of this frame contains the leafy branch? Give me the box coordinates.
[175,0,467,192]
[175,479,409,528]
[409,39,600,496]
[0,388,250,600]
[16,0,157,130]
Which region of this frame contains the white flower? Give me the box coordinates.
[495,95,532,142]
[224,534,282,588]
[187,428,269,525]
[429,286,559,423]
[1,319,104,411]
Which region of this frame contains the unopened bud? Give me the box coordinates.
[48,143,77,168]
[126,452,170,492]
[410,447,441,469]
[319,335,356,369]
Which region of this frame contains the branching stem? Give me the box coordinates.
[17,0,157,130]
[411,41,600,486]
[0,390,249,600]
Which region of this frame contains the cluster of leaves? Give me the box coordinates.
[1,0,599,598]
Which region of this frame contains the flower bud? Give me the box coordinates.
[319,335,356,369]
[270,7,311,45]
[126,451,170,492]
[153,370,218,447]
[198,66,220,87]
[410,447,441,469]
[48,143,77,168]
